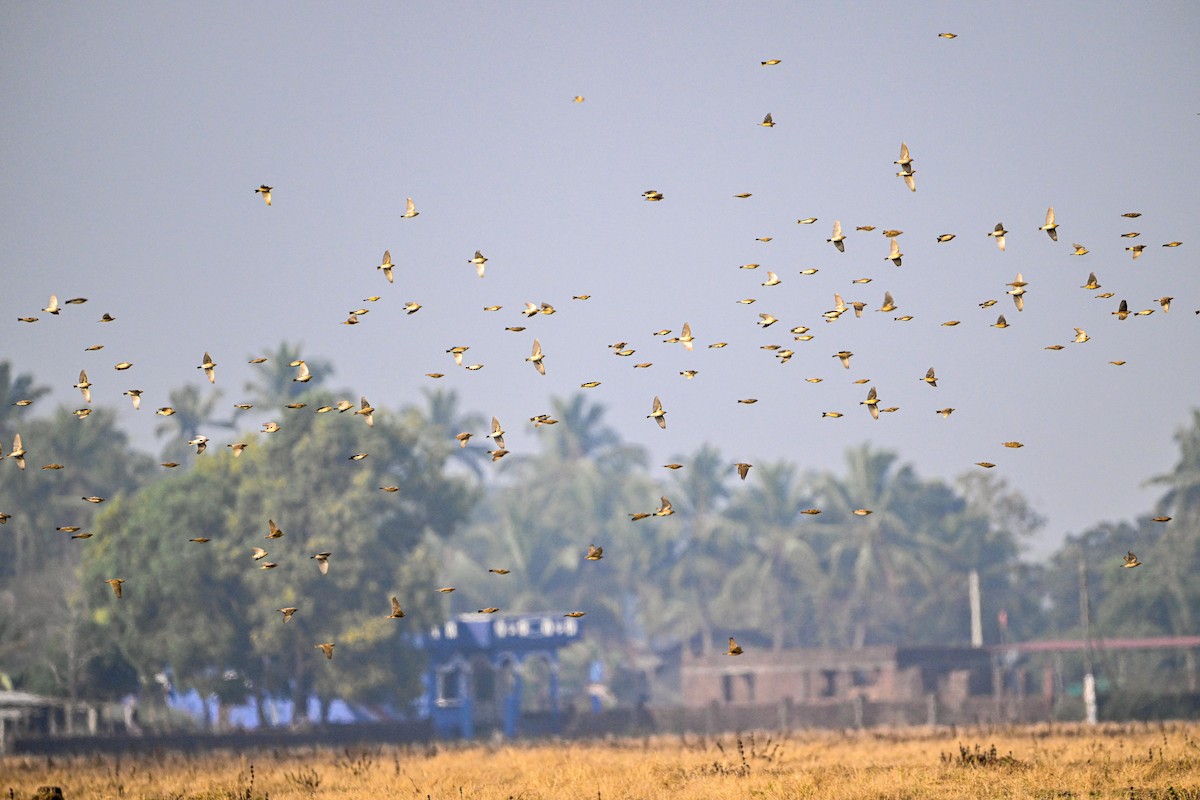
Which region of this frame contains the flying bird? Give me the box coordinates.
[488,416,506,450]
[828,220,846,252]
[311,552,331,575]
[255,185,273,205]
[759,113,775,127]
[648,396,667,429]
[988,222,1008,251]
[316,643,335,660]
[885,238,902,266]
[198,352,216,384]
[378,250,395,283]
[1123,551,1141,568]
[725,637,743,656]
[586,544,604,560]
[74,371,92,403]
[861,386,880,420]
[921,368,938,387]
[1040,207,1059,241]
[388,597,406,618]
[279,607,297,622]
[356,396,375,427]
[401,197,419,218]
[735,463,752,480]
[468,250,488,277]
[105,578,125,598]
[527,339,546,375]
[678,322,695,351]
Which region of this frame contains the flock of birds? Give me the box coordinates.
[2,44,1192,666]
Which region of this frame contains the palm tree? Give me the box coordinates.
[535,394,645,471]
[721,460,823,650]
[154,385,235,462]
[409,388,487,478]
[0,361,50,441]
[1146,409,1200,688]
[812,445,941,648]
[655,445,733,654]
[242,342,334,408]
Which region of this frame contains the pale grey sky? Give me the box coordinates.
[3,1,1198,556]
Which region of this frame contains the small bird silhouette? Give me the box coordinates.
[378,250,395,284]
[527,339,546,375]
[1122,551,1141,568]
[468,250,488,277]
[861,386,880,420]
[106,578,125,598]
[988,222,1008,251]
[255,185,273,205]
[198,352,216,384]
[885,237,903,266]
[725,637,743,656]
[316,642,335,659]
[828,220,846,252]
[74,370,92,404]
[1040,207,1059,241]
[648,396,667,429]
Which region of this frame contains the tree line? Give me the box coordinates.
[1,351,1196,726]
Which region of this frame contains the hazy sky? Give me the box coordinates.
[3,2,1198,557]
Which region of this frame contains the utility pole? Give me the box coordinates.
[968,569,983,648]
[1078,554,1097,725]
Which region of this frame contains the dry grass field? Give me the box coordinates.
[3,723,1199,800]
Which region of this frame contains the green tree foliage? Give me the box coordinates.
[440,396,657,648]
[80,387,476,725]
[0,401,153,709]
[241,342,335,408]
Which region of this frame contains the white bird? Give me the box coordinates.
[988,222,1008,251]
[828,220,846,252]
[198,352,217,384]
[468,251,488,278]
[378,250,395,284]
[527,339,546,375]
[1040,207,1059,241]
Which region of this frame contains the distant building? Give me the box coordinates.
[417,612,584,739]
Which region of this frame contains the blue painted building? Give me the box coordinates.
[418,612,583,739]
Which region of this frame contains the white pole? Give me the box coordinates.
[969,569,983,648]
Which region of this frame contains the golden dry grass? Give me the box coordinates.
[2,722,1199,799]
